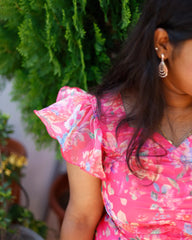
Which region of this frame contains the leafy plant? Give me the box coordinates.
[8,204,47,239]
[0,113,13,146]
[0,112,14,238]
[0,111,27,185]
[0,182,12,237]
[0,111,47,239]
[0,0,143,150]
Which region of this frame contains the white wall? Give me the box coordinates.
[0,79,66,220]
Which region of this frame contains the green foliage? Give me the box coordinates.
[0,112,45,239]
[0,0,143,151]
[0,183,12,233]
[0,112,13,146]
[9,204,48,239]
[0,202,48,239]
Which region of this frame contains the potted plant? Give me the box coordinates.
[4,204,47,240]
[0,111,27,204]
[0,111,47,240]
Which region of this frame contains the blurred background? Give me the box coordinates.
[0,78,66,239]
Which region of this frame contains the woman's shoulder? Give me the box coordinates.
[34,87,99,140]
[34,86,106,179]
[58,86,123,109]
[56,86,96,109]
[56,86,126,121]
[97,91,126,120]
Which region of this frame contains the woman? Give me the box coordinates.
[35,0,192,239]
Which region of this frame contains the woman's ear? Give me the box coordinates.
[154,28,172,59]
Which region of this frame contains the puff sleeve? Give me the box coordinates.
[34,87,105,179]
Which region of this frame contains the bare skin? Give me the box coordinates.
[154,29,192,146]
[60,162,104,240]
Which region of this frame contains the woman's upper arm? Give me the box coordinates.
[65,161,104,223]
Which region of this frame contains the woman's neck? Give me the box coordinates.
[163,83,192,110]
[160,83,192,147]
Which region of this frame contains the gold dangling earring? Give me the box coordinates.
[159,54,168,78]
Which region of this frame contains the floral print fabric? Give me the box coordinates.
[35,87,192,239]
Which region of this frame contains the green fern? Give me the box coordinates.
[121,0,131,30]
[99,0,110,21]
[0,0,143,151]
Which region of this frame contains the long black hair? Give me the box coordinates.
[95,0,192,174]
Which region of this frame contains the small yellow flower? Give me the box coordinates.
[1,152,27,181]
[5,153,27,168]
[5,169,11,176]
[15,156,27,168]
[8,154,17,165]
[2,161,7,170]
[16,159,23,167]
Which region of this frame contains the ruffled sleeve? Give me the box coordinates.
[34,87,105,179]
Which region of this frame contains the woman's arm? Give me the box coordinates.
[60,162,104,240]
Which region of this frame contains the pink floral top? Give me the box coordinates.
[35,87,192,239]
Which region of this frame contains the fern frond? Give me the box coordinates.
[121,0,131,30]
